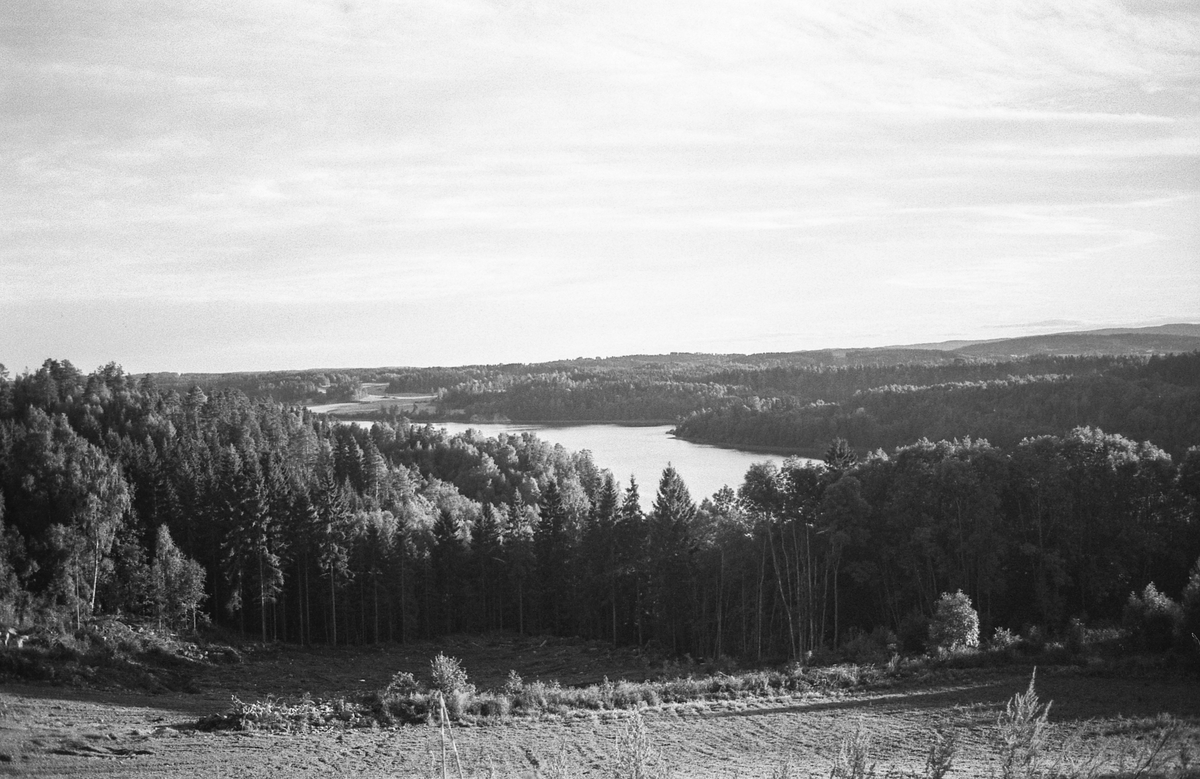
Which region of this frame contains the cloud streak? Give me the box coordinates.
[1,0,1198,371]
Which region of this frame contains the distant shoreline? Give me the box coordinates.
[327,414,680,428]
[323,412,825,460]
[668,435,825,460]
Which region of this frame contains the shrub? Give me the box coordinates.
[378,692,431,725]
[924,728,957,779]
[474,692,511,719]
[428,653,473,695]
[840,626,896,664]
[503,669,524,696]
[929,590,980,651]
[612,712,668,779]
[1123,583,1182,653]
[996,671,1051,779]
[990,627,1019,650]
[383,670,420,697]
[829,722,876,779]
[442,688,474,720]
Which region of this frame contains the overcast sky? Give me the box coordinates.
[2,0,1198,374]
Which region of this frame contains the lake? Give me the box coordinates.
[414,422,813,508]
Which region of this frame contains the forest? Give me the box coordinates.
[147,348,1200,460]
[675,354,1200,458]
[1,358,1199,661]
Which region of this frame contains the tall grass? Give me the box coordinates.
[828,722,877,779]
[996,670,1051,779]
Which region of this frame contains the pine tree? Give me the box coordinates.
[536,480,570,633]
[505,493,535,634]
[648,465,698,653]
[313,476,353,644]
[618,476,647,645]
[473,502,504,631]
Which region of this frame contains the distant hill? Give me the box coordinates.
[894,324,1200,359]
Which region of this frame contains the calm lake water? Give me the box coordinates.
[420,422,811,508]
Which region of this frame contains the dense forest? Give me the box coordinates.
[145,348,1200,459]
[675,354,1200,458]
[2,359,1198,661]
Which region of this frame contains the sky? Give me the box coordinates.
[2,0,1198,374]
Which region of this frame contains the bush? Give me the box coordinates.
[428,653,473,695]
[840,626,896,664]
[829,722,876,779]
[990,627,1019,651]
[503,669,524,695]
[996,671,1050,779]
[1123,583,1182,653]
[612,712,668,779]
[929,591,980,651]
[383,670,420,697]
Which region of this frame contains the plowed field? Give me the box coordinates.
[2,637,1198,778]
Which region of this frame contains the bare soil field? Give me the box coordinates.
[307,389,437,418]
[2,636,1198,778]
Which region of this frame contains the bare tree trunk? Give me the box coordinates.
[259,555,267,643]
[765,521,798,659]
[329,562,337,646]
[757,542,766,662]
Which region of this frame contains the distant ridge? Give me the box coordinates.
[893,324,1200,358]
[136,323,1200,383]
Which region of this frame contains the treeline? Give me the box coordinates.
[2,359,1199,662]
[138,353,1200,462]
[150,370,368,405]
[438,374,736,422]
[138,349,972,417]
[674,352,1200,458]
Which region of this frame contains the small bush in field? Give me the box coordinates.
[428,653,473,695]
[996,671,1051,779]
[612,711,668,779]
[924,728,957,779]
[474,692,511,719]
[503,669,524,695]
[929,590,980,651]
[829,722,876,779]
[1123,583,1182,652]
[383,670,420,697]
[991,627,1019,650]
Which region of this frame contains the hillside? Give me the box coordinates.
[896,324,1200,358]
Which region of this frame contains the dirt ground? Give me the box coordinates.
[307,390,437,419]
[2,637,1198,778]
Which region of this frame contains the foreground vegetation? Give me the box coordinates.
[2,619,1198,777]
[202,657,1200,778]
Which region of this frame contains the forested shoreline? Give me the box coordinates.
[146,351,1200,460]
[2,358,1199,662]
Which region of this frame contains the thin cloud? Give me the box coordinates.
[1,0,1198,370]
